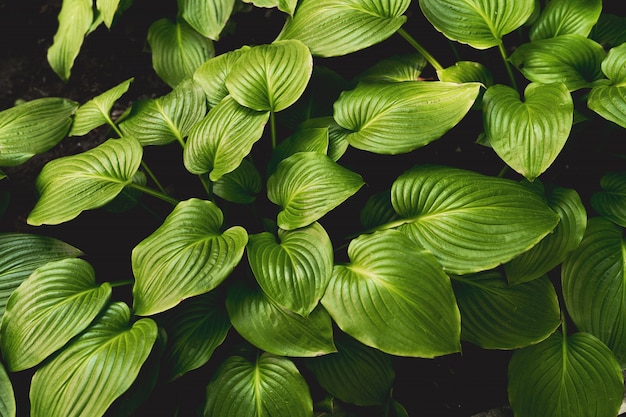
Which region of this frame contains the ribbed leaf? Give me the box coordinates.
[437,61,494,86]
[204,354,312,417]
[70,78,133,136]
[360,190,397,230]
[102,170,145,213]
[30,302,157,417]
[132,198,248,316]
[483,83,573,181]
[529,0,602,41]
[277,0,410,57]
[183,96,269,181]
[588,43,626,128]
[419,0,535,49]
[355,53,427,84]
[96,0,121,28]
[267,127,329,176]
[213,159,262,204]
[333,81,480,154]
[391,165,559,274]
[322,230,461,357]
[0,98,78,167]
[179,0,235,40]
[0,258,111,371]
[298,116,350,162]
[590,13,626,49]
[509,34,605,91]
[451,271,560,349]
[27,136,143,226]
[0,362,14,417]
[267,152,364,230]
[193,46,251,107]
[591,172,626,227]
[508,331,623,417]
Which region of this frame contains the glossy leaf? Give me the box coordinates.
[267,152,364,230]
[529,0,602,41]
[391,165,559,274]
[132,198,248,316]
[267,127,329,176]
[204,353,312,417]
[591,172,626,227]
[179,0,235,40]
[30,302,157,417]
[588,43,626,128]
[193,46,251,107]
[0,98,78,167]
[96,0,121,28]
[483,83,573,180]
[508,331,623,417]
[419,0,535,49]
[334,81,480,154]
[27,136,143,226]
[213,159,262,204]
[277,0,410,57]
[0,362,14,417]
[322,230,461,357]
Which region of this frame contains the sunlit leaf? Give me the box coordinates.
[96,0,121,28]
[588,43,626,128]
[591,172,626,227]
[529,0,602,41]
[193,46,251,107]
[0,362,14,417]
[179,0,236,40]
[213,159,262,204]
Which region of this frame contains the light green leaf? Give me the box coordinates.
[267,127,329,179]
[267,152,364,230]
[509,34,605,91]
[391,165,560,274]
[225,40,312,112]
[178,0,235,40]
[132,198,248,316]
[508,331,623,417]
[193,46,251,107]
[0,362,14,417]
[27,136,143,226]
[483,83,573,180]
[183,96,269,181]
[70,78,133,136]
[298,116,350,162]
[243,0,298,15]
[47,0,93,81]
[322,230,461,357]
[277,0,410,57]
[437,61,493,86]
[30,302,157,417]
[96,0,121,28]
[213,159,262,204]
[147,18,215,88]
[419,0,535,49]
[451,271,560,349]
[0,98,78,167]
[334,81,480,154]
[588,43,626,128]
[529,0,602,41]
[592,172,626,227]
[355,53,427,84]
[0,258,111,371]
[204,353,312,417]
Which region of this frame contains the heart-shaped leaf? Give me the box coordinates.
[333,81,480,154]
[419,0,535,49]
[204,353,312,417]
[132,198,248,316]
[391,165,559,274]
[27,136,143,226]
[267,152,364,230]
[322,229,461,357]
[193,46,251,107]
[213,159,262,204]
[0,362,14,417]
[30,302,157,417]
[588,43,626,128]
[179,0,235,40]
[529,0,602,41]
[591,172,626,227]
[483,83,573,181]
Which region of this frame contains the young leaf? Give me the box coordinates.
[483,82,573,181]
[0,258,111,372]
[30,302,157,417]
[0,98,78,167]
[529,0,602,41]
[588,43,626,128]
[27,136,143,226]
[204,354,313,417]
[267,152,364,230]
[322,230,461,357]
[419,0,535,49]
[333,81,480,154]
[178,0,235,40]
[277,0,410,57]
[508,331,623,417]
[267,127,329,176]
[391,165,560,274]
[591,172,626,227]
[132,198,248,316]
[96,0,122,28]
[193,46,251,107]
[213,159,262,204]
[0,362,15,417]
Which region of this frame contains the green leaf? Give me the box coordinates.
[391,165,560,274]
[355,53,427,84]
[267,152,364,230]
[483,83,573,180]
[30,302,157,417]
[509,34,605,91]
[277,0,410,57]
[226,282,336,357]
[96,0,121,28]
[183,96,270,181]
[0,258,111,371]
[437,61,493,86]
[47,0,93,81]
[322,229,461,357]
[267,127,329,176]
[103,170,146,213]
[132,198,248,316]
[0,98,78,167]
[147,18,215,88]
[193,46,251,107]
[451,271,560,350]
[27,136,143,226]
[590,13,626,49]
[592,172,626,227]
[360,190,397,231]
[508,331,623,417]
[70,78,133,136]
[204,353,312,417]
[243,0,298,15]
[225,40,313,112]
[0,362,15,417]
[588,43,626,128]
[298,116,350,162]
[213,159,262,204]
[333,81,480,154]
[529,0,602,41]
[178,0,235,40]
[419,0,535,49]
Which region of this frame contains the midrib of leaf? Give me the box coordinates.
[155,101,184,142]
[253,361,263,416]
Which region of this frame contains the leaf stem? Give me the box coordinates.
[110,279,134,288]
[107,115,124,138]
[498,42,518,91]
[199,173,213,200]
[270,110,277,149]
[397,28,443,72]
[129,183,179,206]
